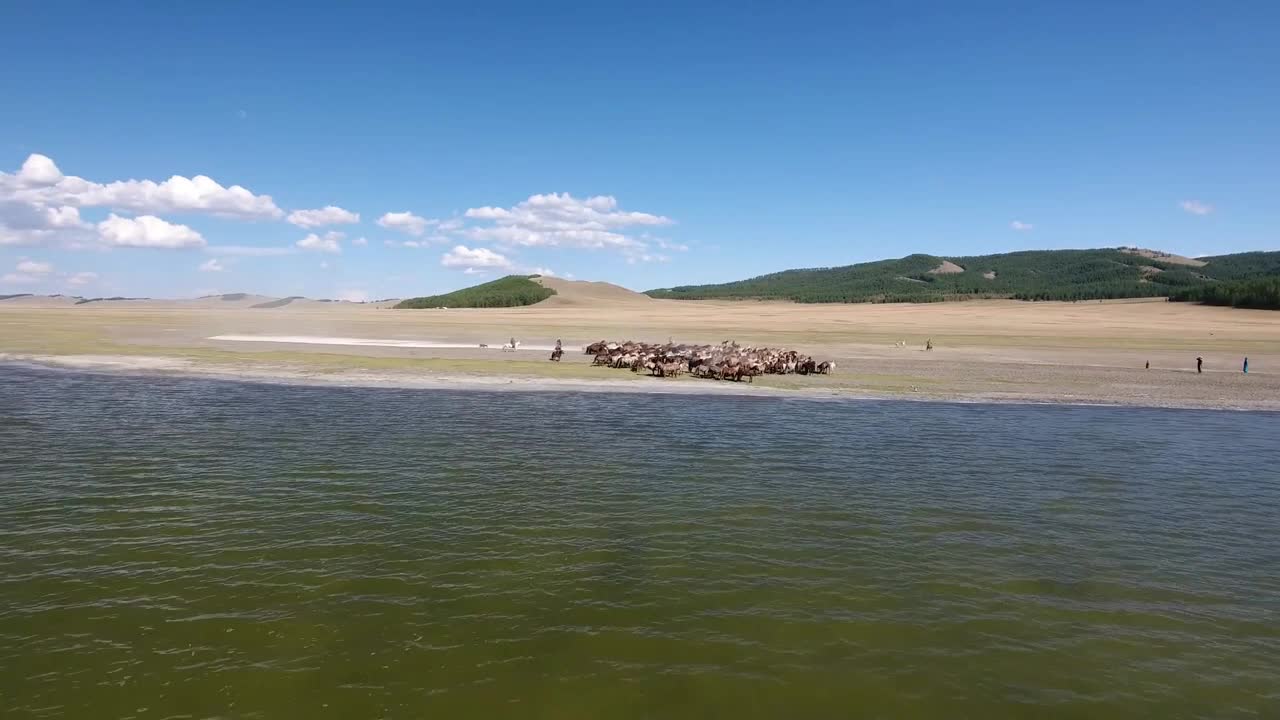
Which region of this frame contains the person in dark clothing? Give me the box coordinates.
[1243,357,1249,374]
[1145,361,1149,370]
[1196,357,1203,374]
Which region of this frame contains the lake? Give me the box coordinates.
[1,364,1278,718]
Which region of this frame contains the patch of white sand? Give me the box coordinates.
[4,354,192,371]
[209,335,561,351]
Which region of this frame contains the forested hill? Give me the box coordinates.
[645,249,1280,304]
[395,275,556,309]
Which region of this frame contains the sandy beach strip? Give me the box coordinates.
[1,353,815,400]
[5,353,1276,412]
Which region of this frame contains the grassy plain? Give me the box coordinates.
[2,286,1278,409]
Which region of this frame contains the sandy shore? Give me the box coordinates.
[2,293,1278,411]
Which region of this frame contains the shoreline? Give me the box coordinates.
[4,353,1275,412]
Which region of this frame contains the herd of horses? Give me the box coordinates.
[566,340,834,382]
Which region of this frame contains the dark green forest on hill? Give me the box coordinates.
[395,275,556,309]
[1170,277,1280,310]
[645,249,1280,305]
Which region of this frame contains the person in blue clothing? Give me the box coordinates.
[1243,357,1249,374]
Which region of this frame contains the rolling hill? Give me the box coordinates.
[395,275,557,309]
[645,248,1280,305]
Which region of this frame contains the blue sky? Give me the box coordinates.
[2,1,1277,300]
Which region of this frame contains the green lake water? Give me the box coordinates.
[1,364,1277,718]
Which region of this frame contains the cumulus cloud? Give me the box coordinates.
[352,236,368,246]
[1,154,282,220]
[287,205,360,228]
[464,193,671,251]
[1010,220,1033,231]
[297,231,343,253]
[0,199,94,247]
[377,211,431,236]
[98,214,206,248]
[204,244,296,257]
[528,266,557,277]
[199,258,225,272]
[441,244,512,270]
[1,154,276,250]
[67,271,98,287]
[17,259,53,275]
[1180,200,1213,216]
[19,154,63,184]
[2,259,55,285]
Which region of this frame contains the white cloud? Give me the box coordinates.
[1,154,275,249]
[441,244,513,270]
[377,211,431,236]
[296,231,343,253]
[287,205,360,228]
[17,259,53,275]
[1010,220,1033,231]
[337,289,370,303]
[1,154,282,220]
[44,205,88,228]
[1180,200,1213,216]
[67,271,98,287]
[463,193,672,256]
[352,236,368,246]
[654,238,689,251]
[0,199,93,247]
[624,251,670,265]
[97,214,206,249]
[199,258,225,272]
[528,266,557,277]
[204,244,297,257]
[462,267,487,276]
[2,259,55,285]
[19,154,64,184]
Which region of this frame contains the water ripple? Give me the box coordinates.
[1,365,1279,718]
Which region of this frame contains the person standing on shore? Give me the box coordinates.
[1243,357,1249,374]
[1197,356,1203,374]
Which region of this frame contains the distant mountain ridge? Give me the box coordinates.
[645,248,1280,304]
